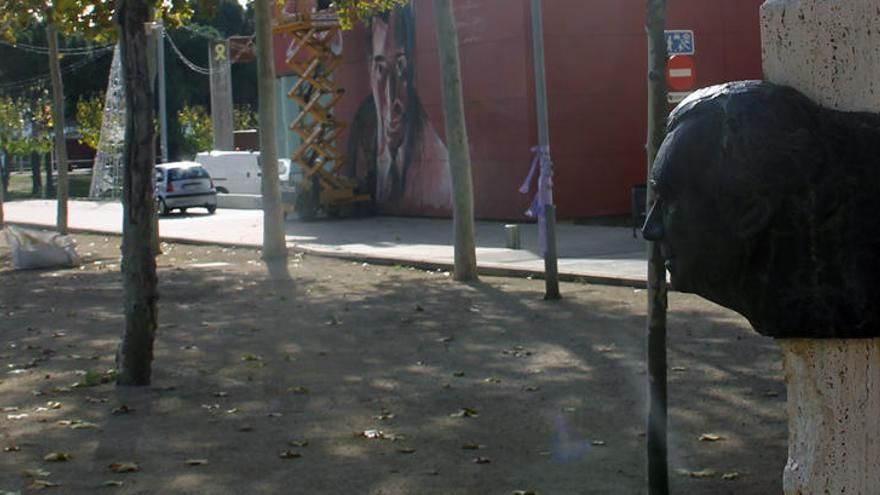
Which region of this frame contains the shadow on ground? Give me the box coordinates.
[0,232,785,494]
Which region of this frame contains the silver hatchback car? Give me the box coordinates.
[155,162,218,216]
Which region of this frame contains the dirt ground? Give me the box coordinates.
[0,229,787,494]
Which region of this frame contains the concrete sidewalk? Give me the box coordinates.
[3,200,649,286]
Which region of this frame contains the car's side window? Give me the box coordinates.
[155,170,164,182]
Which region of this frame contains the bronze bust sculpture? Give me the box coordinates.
[642,80,880,338]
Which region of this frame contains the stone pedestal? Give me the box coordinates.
[780,340,880,494]
[762,1,880,493]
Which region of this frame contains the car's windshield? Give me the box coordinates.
[168,167,209,181]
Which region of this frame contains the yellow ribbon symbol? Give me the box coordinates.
[214,43,227,61]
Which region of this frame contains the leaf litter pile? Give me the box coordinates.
[0,232,787,493]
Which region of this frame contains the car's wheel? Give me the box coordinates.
[207,205,217,214]
[158,199,170,217]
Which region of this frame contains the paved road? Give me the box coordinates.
[3,200,650,285]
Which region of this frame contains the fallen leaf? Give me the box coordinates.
[483,377,502,384]
[184,459,208,466]
[473,457,491,464]
[111,405,132,415]
[102,481,124,487]
[373,411,395,421]
[438,336,454,343]
[7,413,29,420]
[288,439,309,447]
[512,491,538,495]
[279,450,301,459]
[591,440,606,446]
[722,472,740,480]
[523,386,540,392]
[43,452,72,462]
[699,434,725,442]
[225,408,239,415]
[267,412,282,418]
[108,462,140,473]
[461,443,482,450]
[397,447,416,454]
[213,392,228,398]
[452,371,465,377]
[71,421,99,430]
[671,366,688,372]
[240,353,262,362]
[238,425,253,432]
[450,407,479,418]
[1,407,19,412]
[45,402,62,410]
[27,480,58,490]
[4,445,21,452]
[676,468,716,478]
[22,468,51,477]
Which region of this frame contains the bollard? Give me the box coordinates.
[504,224,521,249]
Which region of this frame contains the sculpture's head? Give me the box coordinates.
[643,81,880,338]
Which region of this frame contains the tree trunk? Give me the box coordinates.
[432,0,477,282]
[115,0,159,386]
[645,1,669,494]
[255,0,287,269]
[0,152,9,193]
[30,152,42,196]
[43,152,54,199]
[0,154,5,228]
[46,18,69,234]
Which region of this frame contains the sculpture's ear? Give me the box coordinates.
[736,199,773,240]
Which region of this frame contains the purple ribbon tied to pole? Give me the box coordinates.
[519,145,554,253]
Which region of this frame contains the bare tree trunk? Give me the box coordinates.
[43,152,54,199]
[645,1,669,494]
[30,152,42,196]
[0,154,5,228]
[432,0,477,282]
[46,18,69,234]
[115,0,159,386]
[255,0,287,271]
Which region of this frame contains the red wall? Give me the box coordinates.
[325,0,765,219]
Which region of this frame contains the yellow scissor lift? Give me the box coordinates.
[273,7,370,220]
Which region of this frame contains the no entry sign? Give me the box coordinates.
[666,55,696,92]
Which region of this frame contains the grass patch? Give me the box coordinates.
[7,171,92,200]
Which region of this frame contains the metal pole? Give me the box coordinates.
[157,20,169,163]
[530,0,561,299]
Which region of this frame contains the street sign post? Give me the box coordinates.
[665,55,696,92]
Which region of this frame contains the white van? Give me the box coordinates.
[195,151,293,195]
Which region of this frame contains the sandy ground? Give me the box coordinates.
[0,229,787,494]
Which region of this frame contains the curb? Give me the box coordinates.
[4,221,647,289]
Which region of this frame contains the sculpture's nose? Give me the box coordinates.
[641,202,664,241]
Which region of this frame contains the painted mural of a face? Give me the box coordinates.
[370,11,409,158]
[642,80,880,339]
[344,6,451,213]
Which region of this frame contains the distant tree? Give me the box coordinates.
[233,104,257,130]
[0,0,115,233]
[177,104,213,158]
[75,93,104,150]
[333,0,410,29]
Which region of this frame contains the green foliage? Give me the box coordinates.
[333,0,411,30]
[233,104,258,130]
[75,93,103,150]
[177,104,212,158]
[0,94,52,156]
